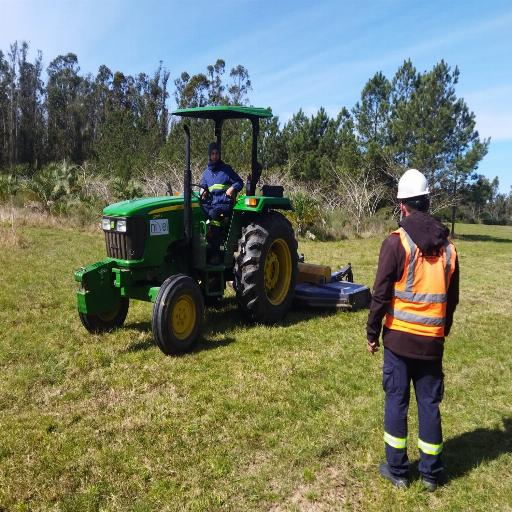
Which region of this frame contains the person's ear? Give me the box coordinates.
[399,202,407,220]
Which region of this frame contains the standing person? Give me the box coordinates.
[199,142,243,263]
[366,168,459,491]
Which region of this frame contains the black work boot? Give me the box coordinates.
[379,463,408,489]
[421,478,438,492]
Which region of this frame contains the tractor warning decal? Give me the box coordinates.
[150,219,169,236]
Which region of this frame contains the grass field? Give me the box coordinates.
[1,217,511,511]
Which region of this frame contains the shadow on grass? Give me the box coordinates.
[123,331,236,354]
[191,336,236,353]
[202,296,340,337]
[125,338,154,352]
[125,321,152,333]
[123,306,240,354]
[456,233,512,243]
[123,295,349,353]
[409,417,512,483]
[442,417,512,482]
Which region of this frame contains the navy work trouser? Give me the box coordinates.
[202,203,233,252]
[202,202,233,222]
[383,347,444,482]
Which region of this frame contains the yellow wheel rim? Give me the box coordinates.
[264,238,292,305]
[170,294,196,340]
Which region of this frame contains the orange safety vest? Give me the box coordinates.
[384,227,457,337]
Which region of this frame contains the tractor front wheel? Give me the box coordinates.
[79,297,129,333]
[152,274,204,355]
[234,212,298,323]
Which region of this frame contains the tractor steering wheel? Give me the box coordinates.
[190,183,210,204]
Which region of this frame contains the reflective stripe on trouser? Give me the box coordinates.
[418,439,443,455]
[384,432,407,449]
[383,347,444,481]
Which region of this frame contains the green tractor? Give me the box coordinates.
[75,106,298,355]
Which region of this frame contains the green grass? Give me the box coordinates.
[0,220,511,511]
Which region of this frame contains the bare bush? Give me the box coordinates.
[330,166,387,236]
[259,166,304,196]
[77,164,115,203]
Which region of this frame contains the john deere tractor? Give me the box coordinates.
[75,106,298,354]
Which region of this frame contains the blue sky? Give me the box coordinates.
[1,0,511,191]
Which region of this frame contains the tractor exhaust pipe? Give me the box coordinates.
[247,118,262,195]
[183,124,192,246]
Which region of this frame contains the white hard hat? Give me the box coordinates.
[397,168,430,199]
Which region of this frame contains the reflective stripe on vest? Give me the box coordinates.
[384,432,407,449]
[444,241,452,286]
[418,438,443,455]
[384,227,456,337]
[402,229,417,292]
[393,290,447,303]
[390,309,445,326]
[208,184,229,192]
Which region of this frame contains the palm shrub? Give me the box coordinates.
[288,191,324,238]
[24,161,79,212]
[0,174,21,201]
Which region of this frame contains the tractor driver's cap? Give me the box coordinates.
[397,168,430,199]
[208,142,220,156]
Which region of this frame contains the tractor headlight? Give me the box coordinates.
[116,220,127,233]
[102,217,112,230]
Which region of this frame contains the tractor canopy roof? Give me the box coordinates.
[172,105,272,121]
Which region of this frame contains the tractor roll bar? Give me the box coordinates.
[214,119,224,160]
[183,124,192,246]
[249,118,262,196]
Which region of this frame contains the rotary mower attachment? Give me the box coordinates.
[294,261,371,311]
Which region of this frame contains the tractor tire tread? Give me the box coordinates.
[233,211,298,323]
[152,274,204,355]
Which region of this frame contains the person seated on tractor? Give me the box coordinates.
[199,142,243,264]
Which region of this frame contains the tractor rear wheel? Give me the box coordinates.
[234,212,298,323]
[79,297,129,333]
[152,274,204,355]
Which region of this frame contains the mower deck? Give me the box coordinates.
[294,264,371,311]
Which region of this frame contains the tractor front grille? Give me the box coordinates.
[104,217,147,260]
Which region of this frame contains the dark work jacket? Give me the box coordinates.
[366,211,459,360]
[199,161,243,207]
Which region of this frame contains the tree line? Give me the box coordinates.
[0,40,510,228]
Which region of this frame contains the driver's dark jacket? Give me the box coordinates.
[199,161,243,209]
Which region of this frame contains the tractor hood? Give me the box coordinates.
[103,195,200,217]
